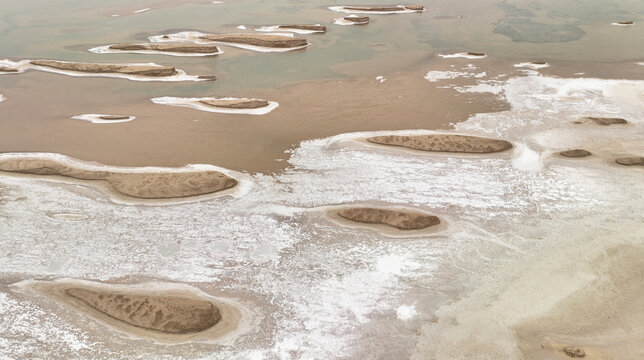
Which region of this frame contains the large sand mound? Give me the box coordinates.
[337,207,440,230]
[65,288,220,334]
[199,34,308,48]
[367,134,513,153]
[30,60,178,77]
[109,43,221,54]
[0,155,237,199]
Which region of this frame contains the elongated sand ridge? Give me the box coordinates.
[337,5,424,12]
[345,16,370,24]
[0,155,237,199]
[279,24,326,32]
[560,149,592,158]
[367,134,513,153]
[65,288,221,334]
[108,43,221,54]
[615,157,644,166]
[337,207,440,230]
[577,116,628,125]
[199,99,270,109]
[199,34,308,48]
[30,60,178,77]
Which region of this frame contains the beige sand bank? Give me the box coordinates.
[16,279,246,344]
[108,43,221,54]
[0,154,237,199]
[199,34,308,49]
[575,117,629,126]
[367,134,513,154]
[559,149,592,158]
[30,60,178,77]
[337,207,440,230]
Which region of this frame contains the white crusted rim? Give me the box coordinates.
[328,5,424,14]
[255,25,325,34]
[89,44,223,57]
[71,114,136,124]
[514,62,550,70]
[439,52,487,59]
[149,31,309,53]
[151,96,279,115]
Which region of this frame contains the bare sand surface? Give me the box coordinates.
[337,207,440,230]
[0,155,237,199]
[367,134,513,153]
[108,43,221,54]
[559,149,592,158]
[615,157,644,166]
[15,279,246,344]
[199,99,269,109]
[516,245,644,360]
[30,60,179,77]
[199,34,308,49]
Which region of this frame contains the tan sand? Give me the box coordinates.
[30,60,178,77]
[199,34,308,48]
[576,117,629,125]
[0,156,237,199]
[278,25,326,32]
[467,52,486,57]
[19,279,246,344]
[337,207,440,230]
[615,157,644,166]
[367,134,513,154]
[199,99,270,109]
[0,67,19,72]
[109,43,221,54]
[65,287,221,334]
[99,115,131,120]
[617,21,634,25]
[344,5,424,11]
[345,16,370,23]
[560,149,592,158]
[516,245,644,360]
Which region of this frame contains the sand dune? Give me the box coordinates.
[337,207,440,230]
[0,154,237,199]
[65,287,221,334]
[367,134,512,153]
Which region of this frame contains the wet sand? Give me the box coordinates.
[16,279,246,344]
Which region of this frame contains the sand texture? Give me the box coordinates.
[516,245,644,360]
[30,60,178,77]
[344,5,423,11]
[109,43,221,54]
[337,207,440,230]
[367,134,513,153]
[199,99,270,109]
[65,288,221,334]
[199,34,308,48]
[345,16,370,23]
[0,156,237,199]
[560,149,592,158]
[615,157,644,166]
[577,117,629,125]
[279,25,326,32]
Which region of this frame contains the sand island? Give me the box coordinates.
[366,134,513,153]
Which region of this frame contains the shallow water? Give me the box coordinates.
[0,0,644,359]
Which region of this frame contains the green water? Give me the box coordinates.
[1,0,642,93]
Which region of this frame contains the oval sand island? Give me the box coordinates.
[71,114,136,124]
[575,116,629,126]
[366,134,513,154]
[255,24,326,34]
[329,5,424,14]
[326,205,445,237]
[0,153,238,200]
[615,157,644,166]
[151,96,279,115]
[559,149,592,158]
[335,15,370,25]
[149,32,309,52]
[15,280,247,343]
